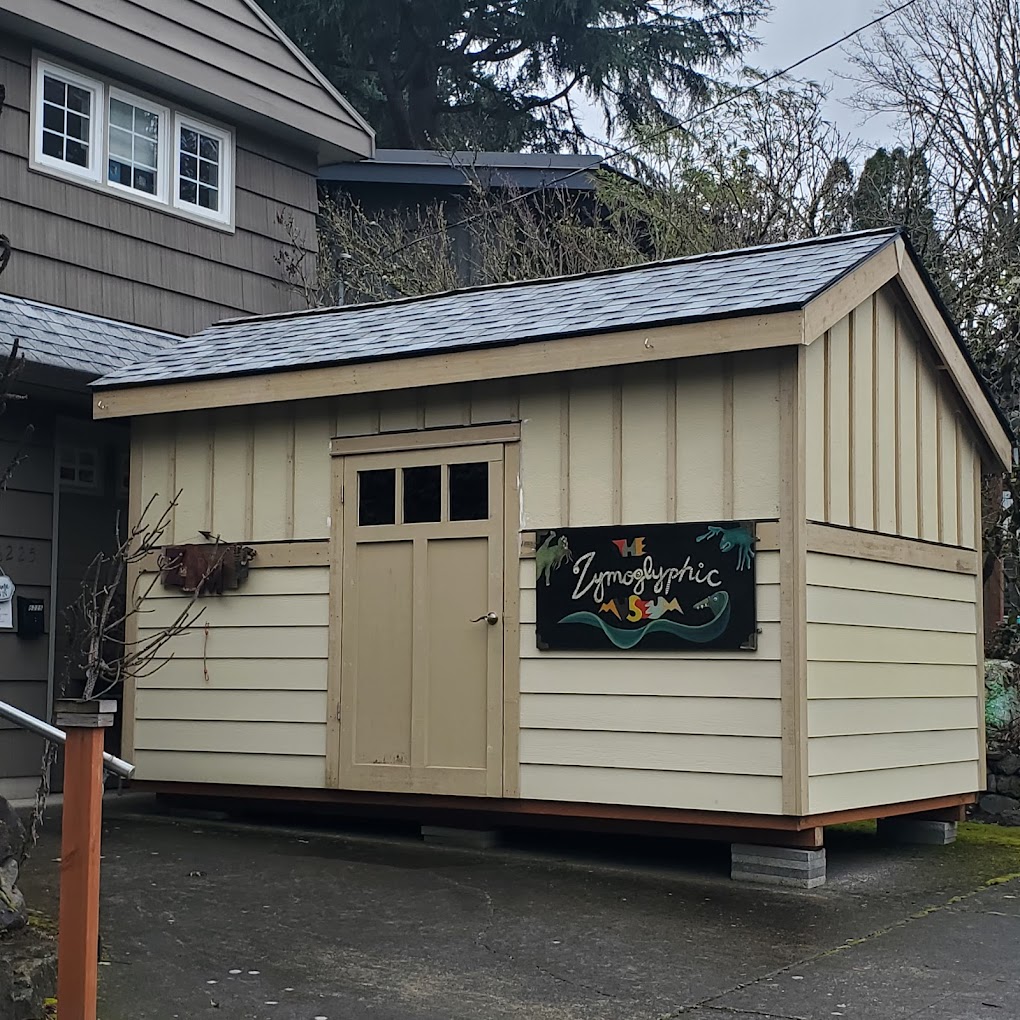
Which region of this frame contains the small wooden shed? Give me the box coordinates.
[93,229,1012,880]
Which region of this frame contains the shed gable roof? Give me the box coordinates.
[94,230,897,390]
[90,228,1012,469]
[0,0,374,162]
[0,294,175,379]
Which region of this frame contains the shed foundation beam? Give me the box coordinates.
[877,818,957,846]
[731,844,826,888]
[421,825,499,849]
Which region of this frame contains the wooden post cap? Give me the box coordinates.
[55,699,117,729]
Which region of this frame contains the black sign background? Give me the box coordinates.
[534,522,758,652]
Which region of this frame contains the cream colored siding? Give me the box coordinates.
[805,551,981,814]
[515,356,783,810]
[519,552,784,814]
[520,357,781,529]
[804,287,981,548]
[138,400,331,544]
[132,566,329,787]
[873,291,898,533]
[132,356,785,809]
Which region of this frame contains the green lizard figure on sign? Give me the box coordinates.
[536,532,573,585]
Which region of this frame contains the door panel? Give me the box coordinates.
[351,540,413,769]
[424,537,490,771]
[338,444,504,796]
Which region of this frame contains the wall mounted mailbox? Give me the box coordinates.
[535,522,757,652]
[17,596,45,638]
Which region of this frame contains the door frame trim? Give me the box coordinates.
[327,436,521,797]
[330,422,520,457]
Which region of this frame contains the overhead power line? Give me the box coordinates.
[380,0,920,263]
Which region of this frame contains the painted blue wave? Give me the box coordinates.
[558,602,731,649]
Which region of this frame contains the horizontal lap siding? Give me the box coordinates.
[806,551,981,813]
[132,567,330,787]
[518,356,784,814]
[0,40,317,335]
[804,287,980,547]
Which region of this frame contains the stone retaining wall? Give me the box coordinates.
[978,750,1020,825]
[0,925,57,1020]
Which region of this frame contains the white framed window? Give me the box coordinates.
[107,88,169,203]
[59,447,101,493]
[34,59,103,181]
[30,54,235,229]
[173,115,232,225]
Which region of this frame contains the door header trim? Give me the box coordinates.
[330,422,521,457]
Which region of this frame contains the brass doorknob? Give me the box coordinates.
[471,612,499,625]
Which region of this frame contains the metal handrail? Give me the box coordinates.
[0,699,135,780]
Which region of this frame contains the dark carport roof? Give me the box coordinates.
[94,229,901,391]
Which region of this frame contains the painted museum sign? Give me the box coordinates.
[534,523,757,652]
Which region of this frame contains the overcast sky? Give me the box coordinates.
[755,0,899,146]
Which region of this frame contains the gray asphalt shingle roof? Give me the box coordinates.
[94,229,900,391]
[0,294,175,378]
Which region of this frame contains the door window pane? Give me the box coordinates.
[359,469,395,526]
[449,462,489,520]
[403,466,441,523]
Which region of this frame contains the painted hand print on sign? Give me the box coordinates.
[535,522,757,652]
[696,525,755,570]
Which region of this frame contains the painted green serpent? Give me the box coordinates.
[556,590,731,649]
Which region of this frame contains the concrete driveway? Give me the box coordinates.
[17,796,1020,1020]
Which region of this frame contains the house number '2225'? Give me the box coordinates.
[3,544,38,563]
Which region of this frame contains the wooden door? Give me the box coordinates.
[338,444,504,796]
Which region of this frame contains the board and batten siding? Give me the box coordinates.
[805,552,982,814]
[0,34,317,336]
[804,284,979,546]
[518,353,786,814]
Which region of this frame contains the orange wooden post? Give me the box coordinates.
[56,699,115,1020]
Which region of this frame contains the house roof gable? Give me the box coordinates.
[0,0,374,162]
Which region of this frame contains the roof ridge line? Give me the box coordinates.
[213,228,901,331]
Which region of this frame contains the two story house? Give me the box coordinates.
[0,0,374,799]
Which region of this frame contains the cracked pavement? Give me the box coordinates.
[16,796,1020,1019]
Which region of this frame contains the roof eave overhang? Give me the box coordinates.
[3,10,374,165]
[92,308,805,420]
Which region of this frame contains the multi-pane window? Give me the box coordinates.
[107,92,167,199]
[35,61,101,180]
[175,117,231,223]
[32,56,233,226]
[59,447,100,492]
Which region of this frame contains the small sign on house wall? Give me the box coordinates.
[535,522,758,651]
[0,573,14,630]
